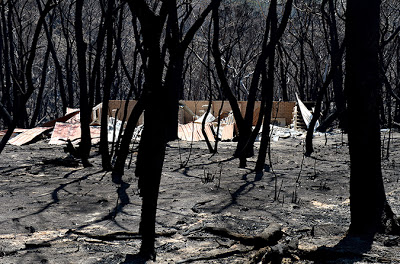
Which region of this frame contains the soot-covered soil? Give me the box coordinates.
[0,130,399,263]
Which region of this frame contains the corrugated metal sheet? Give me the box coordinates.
[1,129,28,141]
[49,122,101,145]
[41,110,80,127]
[8,127,53,146]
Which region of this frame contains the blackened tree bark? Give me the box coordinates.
[40,5,69,113]
[305,42,345,156]
[126,1,168,260]
[112,1,219,181]
[322,0,347,131]
[278,44,290,102]
[255,0,277,174]
[345,0,399,235]
[88,5,108,109]
[232,0,293,168]
[125,0,221,259]
[75,0,93,167]
[111,98,145,182]
[30,45,51,128]
[0,0,56,154]
[99,0,116,171]
[163,0,221,141]
[58,3,75,107]
[111,11,146,181]
[0,2,13,120]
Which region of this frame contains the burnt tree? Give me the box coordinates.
[345,0,399,235]
[75,0,93,167]
[0,0,56,154]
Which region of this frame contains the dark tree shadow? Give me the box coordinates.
[101,181,131,221]
[7,169,102,222]
[213,169,263,213]
[121,253,147,264]
[172,156,235,172]
[306,233,374,263]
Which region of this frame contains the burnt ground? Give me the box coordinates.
[0,130,399,263]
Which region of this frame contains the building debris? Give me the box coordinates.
[8,127,53,146]
[178,123,215,142]
[219,124,235,141]
[107,117,122,142]
[49,122,100,145]
[40,109,80,127]
[0,128,28,141]
[295,94,319,130]
[194,112,216,124]
[4,100,324,146]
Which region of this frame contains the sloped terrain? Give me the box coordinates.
[0,131,399,263]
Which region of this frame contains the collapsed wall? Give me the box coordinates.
[108,100,296,127]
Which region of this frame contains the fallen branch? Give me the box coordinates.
[203,223,282,248]
[249,242,300,264]
[67,230,176,241]
[176,248,252,263]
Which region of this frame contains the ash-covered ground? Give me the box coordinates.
[0,130,399,263]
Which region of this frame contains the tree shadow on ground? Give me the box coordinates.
[172,156,236,172]
[71,176,133,232]
[305,233,374,263]
[213,169,263,214]
[8,169,102,222]
[121,253,148,264]
[101,181,131,221]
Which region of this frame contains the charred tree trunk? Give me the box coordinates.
[236,0,293,168]
[126,1,169,260]
[255,0,277,174]
[58,4,75,107]
[40,5,69,112]
[99,0,116,171]
[135,85,166,261]
[0,0,55,153]
[305,42,345,156]
[163,0,220,142]
[0,2,13,121]
[322,0,347,131]
[111,98,145,182]
[30,45,51,128]
[212,8,245,137]
[255,55,275,174]
[75,0,92,167]
[345,0,399,235]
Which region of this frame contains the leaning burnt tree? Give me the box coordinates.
[345,0,399,235]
